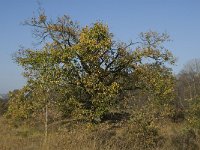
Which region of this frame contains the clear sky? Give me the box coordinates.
[0,0,200,94]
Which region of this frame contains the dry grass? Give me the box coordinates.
[0,116,200,150]
[0,118,42,150]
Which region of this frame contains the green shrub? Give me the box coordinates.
[170,127,198,150]
[0,99,8,116]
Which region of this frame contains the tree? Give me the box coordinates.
[174,59,200,122]
[176,59,200,128]
[177,58,200,100]
[12,12,175,124]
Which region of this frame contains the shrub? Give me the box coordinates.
[170,127,199,150]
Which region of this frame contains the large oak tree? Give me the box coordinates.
[10,13,175,123]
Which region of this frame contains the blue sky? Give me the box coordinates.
[0,0,200,93]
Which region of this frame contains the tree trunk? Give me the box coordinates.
[44,103,48,144]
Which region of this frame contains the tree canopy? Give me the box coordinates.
[10,13,176,123]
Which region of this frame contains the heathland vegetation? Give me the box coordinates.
[1,12,200,150]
